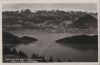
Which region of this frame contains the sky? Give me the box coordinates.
[2,3,97,12]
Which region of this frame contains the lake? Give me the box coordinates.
[10,31,98,62]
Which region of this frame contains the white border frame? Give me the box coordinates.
[0,0,99,65]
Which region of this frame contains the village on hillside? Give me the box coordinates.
[3,9,97,33]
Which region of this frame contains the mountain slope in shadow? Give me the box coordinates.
[70,14,97,29]
[3,31,38,46]
[56,35,98,51]
[56,35,98,44]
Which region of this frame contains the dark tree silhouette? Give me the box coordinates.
[19,50,27,58]
[31,53,35,59]
[12,48,17,54]
[49,56,53,62]
[68,59,71,62]
[3,47,12,54]
[41,54,46,62]
[57,59,61,62]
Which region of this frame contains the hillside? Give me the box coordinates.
[2,9,98,32]
[3,31,21,44]
[56,35,98,44]
[3,31,38,46]
[70,14,97,29]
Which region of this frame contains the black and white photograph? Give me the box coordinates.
[2,3,98,63]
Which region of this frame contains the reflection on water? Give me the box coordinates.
[58,43,98,51]
[11,31,98,62]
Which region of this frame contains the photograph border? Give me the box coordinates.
[0,0,99,65]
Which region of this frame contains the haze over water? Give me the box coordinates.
[11,31,98,62]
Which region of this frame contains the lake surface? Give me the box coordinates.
[10,31,98,62]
